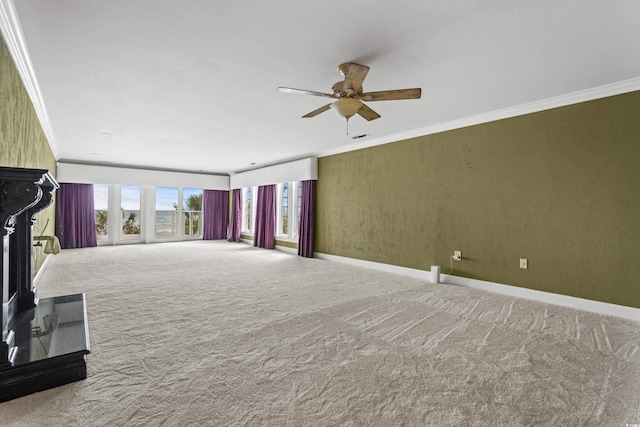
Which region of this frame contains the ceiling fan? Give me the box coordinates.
[277,62,421,133]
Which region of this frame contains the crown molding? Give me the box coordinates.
[0,0,57,157]
[316,77,640,159]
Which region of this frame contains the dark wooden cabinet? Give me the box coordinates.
[1,167,90,402]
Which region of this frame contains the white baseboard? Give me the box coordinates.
[315,252,640,322]
[316,252,431,281]
[239,239,298,255]
[275,245,298,255]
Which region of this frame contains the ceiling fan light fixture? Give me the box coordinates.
[330,98,363,120]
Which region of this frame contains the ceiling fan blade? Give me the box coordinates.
[277,87,338,99]
[361,88,422,101]
[338,63,370,91]
[302,103,332,118]
[357,103,381,121]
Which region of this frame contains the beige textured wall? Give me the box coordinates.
[316,91,640,308]
[1,34,57,275]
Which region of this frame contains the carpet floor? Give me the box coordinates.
[1,241,639,426]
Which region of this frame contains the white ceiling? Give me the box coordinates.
[6,0,640,175]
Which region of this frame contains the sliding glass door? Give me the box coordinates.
[182,188,203,238]
[93,184,109,242]
[120,185,141,242]
[154,187,178,239]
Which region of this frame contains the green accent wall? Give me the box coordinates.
[316,91,640,308]
[1,34,57,275]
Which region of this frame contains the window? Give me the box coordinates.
[93,184,109,242]
[121,185,141,241]
[155,187,178,239]
[183,188,203,238]
[243,187,253,232]
[295,181,302,238]
[276,181,299,240]
[281,182,289,235]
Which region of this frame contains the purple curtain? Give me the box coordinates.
[227,189,242,242]
[298,180,316,258]
[55,183,98,249]
[202,190,229,240]
[254,184,276,249]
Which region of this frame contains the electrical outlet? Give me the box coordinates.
[453,251,462,261]
[520,258,528,269]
